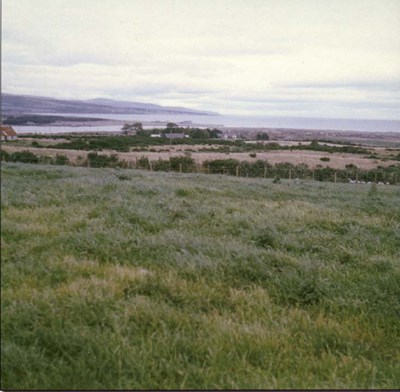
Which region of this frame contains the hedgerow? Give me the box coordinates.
[2,150,399,184]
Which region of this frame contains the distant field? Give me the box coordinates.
[3,138,400,170]
[1,163,400,389]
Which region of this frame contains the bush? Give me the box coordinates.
[153,159,171,172]
[204,159,239,175]
[0,149,10,162]
[87,152,119,168]
[9,151,39,164]
[136,156,150,170]
[241,160,268,177]
[169,156,195,172]
[54,154,69,165]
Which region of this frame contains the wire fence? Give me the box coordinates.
[115,157,399,185]
[2,149,399,185]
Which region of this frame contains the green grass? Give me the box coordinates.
[1,162,400,389]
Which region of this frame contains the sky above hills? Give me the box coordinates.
[2,0,400,119]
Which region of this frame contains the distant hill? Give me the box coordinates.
[1,93,219,116]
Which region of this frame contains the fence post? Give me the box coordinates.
[334,172,337,183]
[264,166,267,178]
[179,163,182,173]
[236,165,239,177]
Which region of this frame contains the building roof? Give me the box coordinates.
[1,126,17,137]
[164,133,186,139]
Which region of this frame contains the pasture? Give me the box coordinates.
[1,162,399,389]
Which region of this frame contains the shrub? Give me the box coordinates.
[38,155,54,164]
[153,159,171,172]
[54,154,69,165]
[240,160,267,177]
[204,159,239,175]
[320,157,330,162]
[136,156,150,170]
[87,152,119,168]
[169,156,195,172]
[9,151,39,164]
[0,149,10,161]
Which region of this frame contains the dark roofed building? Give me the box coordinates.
[1,126,18,141]
[164,133,188,139]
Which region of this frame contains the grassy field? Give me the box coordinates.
[1,162,400,389]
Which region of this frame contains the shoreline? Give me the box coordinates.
[12,126,400,147]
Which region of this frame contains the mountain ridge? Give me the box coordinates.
[1,93,219,116]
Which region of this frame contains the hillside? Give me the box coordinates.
[1,93,219,116]
[1,163,399,389]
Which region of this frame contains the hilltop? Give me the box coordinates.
[1,93,219,116]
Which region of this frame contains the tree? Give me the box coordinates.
[121,122,143,135]
[209,128,222,138]
[121,123,132,135]
[166,122,178,130]
[190,128,209,139]
[133,122,143,132]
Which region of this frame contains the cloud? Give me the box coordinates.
[2,0,400,119]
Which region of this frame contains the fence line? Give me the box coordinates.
[1,150,398,185]
[127,160,399,185]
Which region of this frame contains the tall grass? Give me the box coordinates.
[1,162,399,389]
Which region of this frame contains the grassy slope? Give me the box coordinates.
[1,162,399,389]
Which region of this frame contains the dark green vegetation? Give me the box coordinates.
[1,163,400,389]
[202,159,399,183]
[17,133,371,155]
[0,149,69,166]
[46,135,224,151]
[133,124,223,139]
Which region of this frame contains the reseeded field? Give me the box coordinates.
[1,162,400,389]
[3,143,399,170]
[3,134,400,171]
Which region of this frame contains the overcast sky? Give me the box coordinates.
[2,0,400,119]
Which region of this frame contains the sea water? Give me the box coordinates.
[12,113,400,134]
